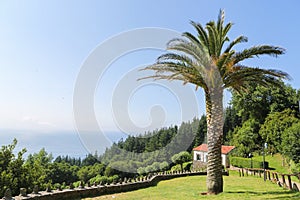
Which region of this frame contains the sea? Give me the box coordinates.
[0,129,128,159]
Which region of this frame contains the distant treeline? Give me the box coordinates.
[99,116,206,175]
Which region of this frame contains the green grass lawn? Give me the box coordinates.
[251,153,299,183]
[252,153,289,173]
[83,171,300,200]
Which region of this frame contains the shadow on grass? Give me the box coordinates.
[226,190,300,199]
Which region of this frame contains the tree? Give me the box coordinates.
[231,81,299,124]
[260,109,299,154]
[231,119,261,157]
[140,10,288,194]
[282,121,300,164]
[48,162,79,185]
[195,115,207,146]
[171,151,192,172]
[223,106,241,143]
[25,148,55,190]
[82,153,100,166]
[0,139,28,197]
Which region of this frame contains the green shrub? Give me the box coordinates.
[89,175,110,185]
[291,162,300,180]
[53,183,62,190]
[107,175,119,184]
[73,181,81,188]
[145,165,155,173]
[230,157,269,169]
[137,167,146,175]
[159,161,169,171]
[171,164,181,172]
[171,161,192,172]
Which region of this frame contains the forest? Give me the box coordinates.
[1,81,300,197]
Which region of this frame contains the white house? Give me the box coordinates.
[193,144,235,168]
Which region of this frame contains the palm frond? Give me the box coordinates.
[157,53,194,66]
[216,9,225,33]
[206,21,218,56]
[167,38,211,67]
[223,66,290,90]
[182,32,201,46]
[190,21,209,48]
[222,22,233,40]
[139,61,208,90]
[224,35,248,53]
[233,45,286,64]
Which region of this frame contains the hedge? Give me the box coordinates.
[230,157,269,169]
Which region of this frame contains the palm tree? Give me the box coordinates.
[139,10,289,194]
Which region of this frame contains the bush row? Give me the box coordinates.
[230,157,269,169]
[88,175,119,185]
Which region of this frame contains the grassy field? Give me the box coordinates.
[251,153,299,182]
[252,153,289,173]
[83,171,300,200]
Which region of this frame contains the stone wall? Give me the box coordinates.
[5,171,228,200]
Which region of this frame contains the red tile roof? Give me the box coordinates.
[193,144,235,155]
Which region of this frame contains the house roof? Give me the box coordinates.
[193,144,235,155]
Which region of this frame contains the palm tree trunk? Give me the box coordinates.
[205,87,224,194]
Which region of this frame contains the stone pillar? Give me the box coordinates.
[79,181,85,188]
[3,188,13,200]
[119,178,123,184]
[281,174,286,188]
[267,171,271,180]
[19,188,27,197]
[287,175,292,190]
[69,183,75,189]
[45,185,52,192]
[33,185,39,194]
[275,173,279,182]
[292,183,299,192]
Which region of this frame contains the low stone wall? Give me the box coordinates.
[6,171,228,200]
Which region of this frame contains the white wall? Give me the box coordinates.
[194,151,229,167]
[193,151,207,162]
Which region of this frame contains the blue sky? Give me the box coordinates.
[1,1,300,154]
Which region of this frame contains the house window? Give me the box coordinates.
[196,154,201,160]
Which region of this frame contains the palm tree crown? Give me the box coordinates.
[140,10,289,93]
